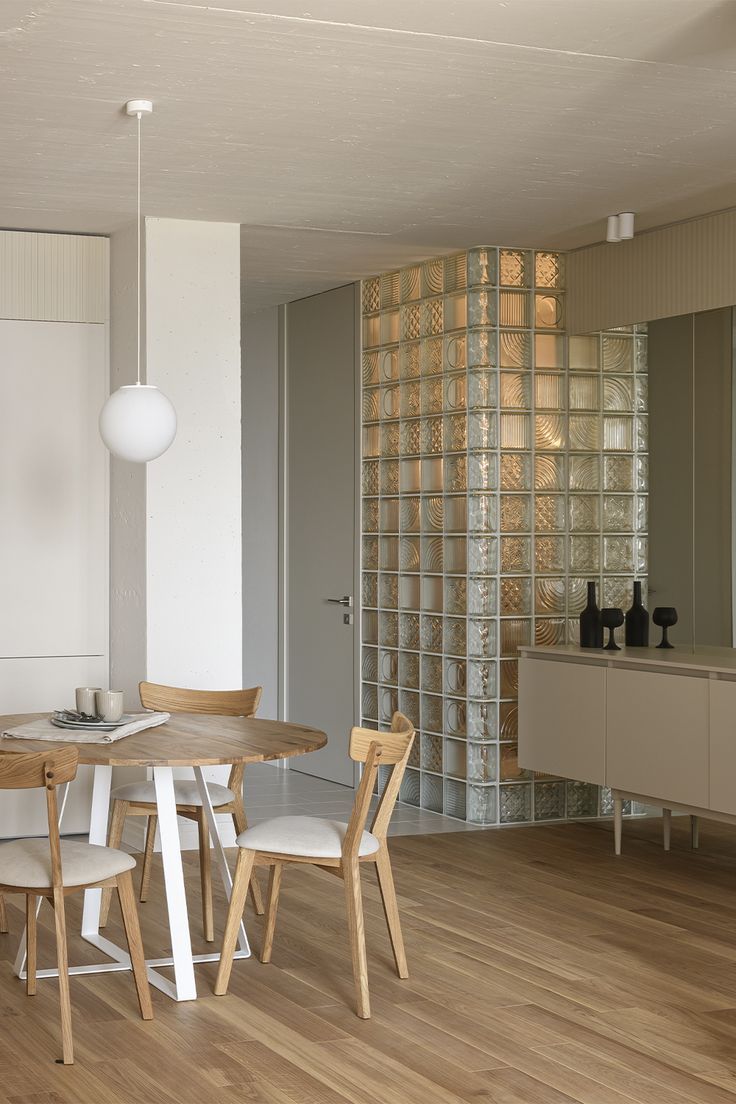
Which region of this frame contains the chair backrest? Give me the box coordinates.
[0,748,78,890]
[139,681,262,792]
[343,712,415,856]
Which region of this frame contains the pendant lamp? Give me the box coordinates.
[99,99,177,463]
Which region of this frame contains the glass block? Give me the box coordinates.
[445,739,467,780]
[446,334,467,372]
[500,702,519,739]
[636,415,648,451]
[379,611,398,648]
[534,252,564,289]
[363,499,379,533]
[420,496,443,533]
[636,455,648,491]
[500,290,531,329]
[468,288,497,327]
[500,371,531,409]
[445,413,467,452]
[363,387,380,423]
[362,646,378,683]
[421,257,444,297]
[400,265,420,303]
[570,495,600,532]
[499,783,532,823]
[566,780,598,818]
[445,455,467,493]
[535,292,564,329]
[535,495,565,532]
[535,781,566,821]
[380,422,400,457]
[399,536,420,572]
[535,577,565,614]
[421,416,444,454]
[467,700,498,739]
[362,277,380,313]
[570,535,600,573]
[363,536,379,570]
[501,536,531,574]
[362,683,378,719]
[381,346,399,380]
[468,536,496,574]
[420,614,443,653]
[421,693,443,733]
[603,536,635,573]
[444,617,467,656]
[603,415,634,451]
[468,743,497,783]
[468,577,496,616]
[468,618,496,657]
[400,767,421,807]
[444,372,467,412]
[421,575,443,612]
[444,292,467,332]
[400,342,420,379]
[399,613,420,651]
[363,314,380,349]
[400,498,420,533]
[445,658,467,695]
[399,651,419,689]
[468,785,497,825]
[378,460,397,495]
[362,350,380,386]
[381,385,401,420]
[399,574,420,610]
[569,414,601,451]
[400,419,421,455]
[400,303,421,342]
[534,454,565,491]
[535,617,567,645]
[468,494,497,532]
[500,413,531,450]
[421,774,444,814]
[635,335,648,373]
[399,688,420,726]
[569,454,600,492]
[363,425,379,459]
[467,246,497,287]
[602,335,634,373]
[362,610,378,644]
[468,368,498,407]
[400,380,420,419]
[501,577,531,616]
[567,578,590,614]
[380,649,398,684]
[420,336,443,376]
[635,375,648,413]
[444,252,467,291]
[500,330,532,368]
[380,499,400,533]
[637,496,648,533]
[421,536,444,573]
[468,659,496,699]
[444,577,466,616]
[468,411,497,449]
[443,536,465,574]
[636,537,648,573]
[603,576,631,608]
[467,452,495,493]
[421,377,444,416]
[467,328,497,368]
[408,736,421,769]
[603,494,634,532]
[422,732,443,773]
[535,413,565,450]
[420,458,443,493]
[535,373,564,410]
[535,536,565,574]
[380,271,400,309]
[444,778,467,820]
[500,660,518,699]
[604,376,634,412]
[362,572,378,608]
[501,618,531,656]
[499,249,531,287]
[600,787,631,817]
[445,698,466,738]
[603,455,633,492]
[569,334,599,371]
[500,453,531,491]
[569,375,600,411]
[379,687,398,722]
[535,333,565,370]
[500,495,532,533]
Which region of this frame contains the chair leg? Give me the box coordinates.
[375,848,408,978]
[232,799,264,915]
[116,870,153,1021]
[26,895,37,995]
[197,809,214,943]
[343,859,370,1019]
[100,799,129,928]
[0,893,7,934]
[140,814,158,902]
[52,887,74,1065]
[261,863,282,964]
[214,848,255,996]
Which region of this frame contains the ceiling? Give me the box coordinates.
[4,0,736,308]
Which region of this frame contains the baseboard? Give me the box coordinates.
[122,813,237,853]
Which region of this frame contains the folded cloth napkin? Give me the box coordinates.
[1,712,170,745]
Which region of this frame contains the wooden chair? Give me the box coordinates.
[0,747,152,1064]
[100,681,264,941]
[214,711,415,1019]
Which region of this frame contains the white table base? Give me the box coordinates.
[14,763,250,1001]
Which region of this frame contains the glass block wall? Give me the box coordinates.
[360,248,648,825]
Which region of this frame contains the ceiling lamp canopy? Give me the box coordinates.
[99,99,177,463]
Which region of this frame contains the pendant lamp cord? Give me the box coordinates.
[136,109,142,386]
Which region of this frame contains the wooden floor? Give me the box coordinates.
[5,816,736,1101]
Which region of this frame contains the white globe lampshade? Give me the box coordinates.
[99,384,177,463]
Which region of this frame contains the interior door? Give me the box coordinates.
[285,285,358,785]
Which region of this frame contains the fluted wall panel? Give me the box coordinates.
[0,231,108,323]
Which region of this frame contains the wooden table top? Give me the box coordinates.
[0,713,327,768]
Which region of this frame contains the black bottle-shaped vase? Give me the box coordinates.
[625,580,649,647]
[580,581,603,648]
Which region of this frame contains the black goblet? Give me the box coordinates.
[601,607,624,650]
[653,606,678,649]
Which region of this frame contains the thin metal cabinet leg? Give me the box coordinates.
[663,808,672,851]
[613,796,623,856]
[153,766,197,1001]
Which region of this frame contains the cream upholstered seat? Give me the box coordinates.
[111,779,235,808]
[237,816,380,859]
[0,838,135,889]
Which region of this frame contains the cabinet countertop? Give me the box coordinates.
[519,644,736,678]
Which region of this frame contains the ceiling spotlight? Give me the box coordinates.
[618,212,635,239]
[606,215,621,243]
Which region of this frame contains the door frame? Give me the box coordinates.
[277,284,362,785]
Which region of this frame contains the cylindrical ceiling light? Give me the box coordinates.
[99,99,177,463]
[606,215,621,243]
[618,212,635,239]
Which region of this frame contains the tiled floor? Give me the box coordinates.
[243,761,480,835]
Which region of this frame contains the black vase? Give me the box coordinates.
[580,581,603,648]
[625,580,649,647]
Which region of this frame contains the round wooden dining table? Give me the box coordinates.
[0,712,327,1002]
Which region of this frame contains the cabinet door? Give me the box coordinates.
[606,668,708,806]
[709,680,736,814]
[0,320,107,657]
[519,658,605,784]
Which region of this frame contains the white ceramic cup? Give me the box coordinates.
[76,687,102,716]
[95,690,124,723]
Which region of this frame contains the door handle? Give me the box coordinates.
[326,595,353,607]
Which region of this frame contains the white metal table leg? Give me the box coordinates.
[81,764,113,936]
[14,781,70,978]
[194,767,250,955]
[152,765,197,1000]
